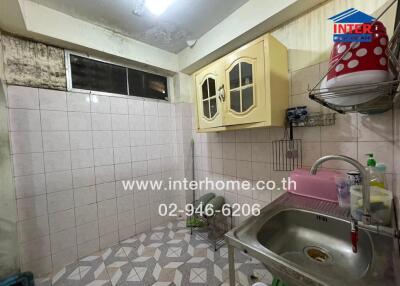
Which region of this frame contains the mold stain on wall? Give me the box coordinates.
[1,33,66,90]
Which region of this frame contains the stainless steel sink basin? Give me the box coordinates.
[225,194,400,286]
[257,209,372,282]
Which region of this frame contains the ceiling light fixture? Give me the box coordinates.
[145,0,174,16]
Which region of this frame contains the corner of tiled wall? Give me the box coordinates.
[393,100,400,228]
[193,59,398,227]
[7,85,188,277]
[0,80,19,277]
[7,63,400,278]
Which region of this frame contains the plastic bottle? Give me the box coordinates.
[366,153,376,168]
[365,154,386,189]
[372,163,387,189]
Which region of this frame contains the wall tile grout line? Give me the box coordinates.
[64,89,81,277]
[37,87,53,275]
[87,92,101,261]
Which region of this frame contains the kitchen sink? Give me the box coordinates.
[257,209,372,282]
[225,194,400,286]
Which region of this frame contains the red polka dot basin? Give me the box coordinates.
[323,21,390,106]
[326,21,389,88]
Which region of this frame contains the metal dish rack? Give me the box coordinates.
[309,0,400,114]
[190,209,233,251]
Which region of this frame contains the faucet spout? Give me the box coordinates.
[351,219,359,253]
[310,155,371,225]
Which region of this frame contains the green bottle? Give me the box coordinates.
[366,153,376,167]
[366,154,385,189]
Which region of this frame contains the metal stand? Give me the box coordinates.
[228,244,235,286]
[190,140,233,250]
[190,209,233,251]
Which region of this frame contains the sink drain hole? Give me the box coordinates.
[303,246,332,264]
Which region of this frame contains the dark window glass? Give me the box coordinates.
[70,54,168,101]
[128,69,144,97]
[70,55,127,95]
[210,98,217,118]
[241,62,253,86]
[203,100,210,118]
[242,87,254,111]
[230,90,241,112]
[229,64,240,89]
[202,80,209,100]
[208,78,216,96]
[144,72,168,100]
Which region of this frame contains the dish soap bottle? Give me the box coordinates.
[366,154,386,189]
[373,163,387,189]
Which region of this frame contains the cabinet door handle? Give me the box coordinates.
[218,85,225,102]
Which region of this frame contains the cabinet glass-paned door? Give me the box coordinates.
[195,63,223,129]
[224,41,266,126]
[227,62,255,113]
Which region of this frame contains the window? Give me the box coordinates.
[70,55,128,95]
[127,69,168,100]
[144,72,168,100]
[67,53,168,100]
[228,62,254,113]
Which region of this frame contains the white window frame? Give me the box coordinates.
[65,50,171,101]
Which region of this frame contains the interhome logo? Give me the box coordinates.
[329,8,375,43]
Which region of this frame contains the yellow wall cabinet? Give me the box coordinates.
[194,34,289,132]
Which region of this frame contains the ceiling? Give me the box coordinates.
[30,0,249,53]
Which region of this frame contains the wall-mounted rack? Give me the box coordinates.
[308,0,400,115]
[291,112,336,127]
[309,81,399,114]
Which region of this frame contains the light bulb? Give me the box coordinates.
[145,0,174,16]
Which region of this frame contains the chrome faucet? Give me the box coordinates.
[310,155,371,225]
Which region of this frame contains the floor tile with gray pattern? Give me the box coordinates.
[36,219,273,286]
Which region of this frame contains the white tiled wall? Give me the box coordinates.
[6,85,189,276]
[193,61,396,226]
[193,128,290,226]
[393,103,400,228]
[8,59,399,276]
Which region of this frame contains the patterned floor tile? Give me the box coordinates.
[44,219,272,286]
[125,267,147,284]
[79,255,111,286]
[176,257,221,286]
[119,238,142,260]
[129,257,158,285]
[84,281,112,286]
[52,262,82,286]
[35,277,52,286]
[106,261,134,286]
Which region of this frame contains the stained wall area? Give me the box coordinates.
[1,33,66,90]
[0,32,19,278]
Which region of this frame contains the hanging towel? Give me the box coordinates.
[272,278,287,286]
[205,196,225,216]
[194,193,216,210]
